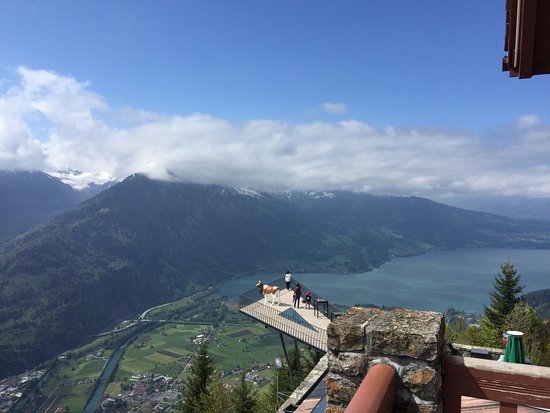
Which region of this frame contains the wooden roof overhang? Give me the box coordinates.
[503,0,550,78]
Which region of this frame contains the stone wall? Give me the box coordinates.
[326,307,445,413]
[449,342,504,360]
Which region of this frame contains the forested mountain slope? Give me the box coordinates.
[0,171,87,241]
[525,289,550,319]
[1,174,550,377]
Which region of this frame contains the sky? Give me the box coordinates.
[0,0,549,200]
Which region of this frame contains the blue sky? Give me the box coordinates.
[0,1,549,199]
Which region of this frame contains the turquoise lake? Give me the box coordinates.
[218,248,550,313]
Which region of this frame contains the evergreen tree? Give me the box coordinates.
[201,375,233,413]
[484,262,524,331]
[258,347,320,412]
[182,341,215,413]
[257,371,283,413]
[232,371,258,413]
[503,302,550,366]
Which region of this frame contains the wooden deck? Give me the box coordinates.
[239,287,332,352]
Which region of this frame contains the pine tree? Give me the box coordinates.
[503,302,550,366]
[182,341,215,413]
[201,375,234,413]
[232,372,258,413]
[484,262,524,331]
[258,347,320,412]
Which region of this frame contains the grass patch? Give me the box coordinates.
[37,381,95,413]
[158,349,184,358]
[145,352,174,364]
[78,360,106,377]
[227,329,252,338]
[112,322,289,387]
[105,382,123,397]
[117,357,156,376]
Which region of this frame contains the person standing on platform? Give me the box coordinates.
[293,283,302,308]
[305,291,312,309]
[285,270,292,290]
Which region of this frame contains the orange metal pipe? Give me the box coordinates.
[346,363,397,413]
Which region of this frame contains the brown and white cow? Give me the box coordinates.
[256,281,280,306]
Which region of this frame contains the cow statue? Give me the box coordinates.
[256,281,280,306]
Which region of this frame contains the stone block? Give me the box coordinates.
[401,363,441,400]
[395,391,442,413]
[326,373,359,404]
[325,405,346,413]
[326,307,445,413]
[364,309,444,361]
[328,351,369,377]
[327,307,382,352]
[412,397,443,413]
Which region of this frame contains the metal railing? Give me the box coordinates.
[240,277,339,316]
[239,277,330,351]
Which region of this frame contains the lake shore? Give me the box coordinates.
[217,248,550,313]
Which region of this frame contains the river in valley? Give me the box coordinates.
[218,248,550,313]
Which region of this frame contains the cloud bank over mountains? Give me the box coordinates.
[1,66,549,198]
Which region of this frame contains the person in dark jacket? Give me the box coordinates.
[293,283,302,308]
[304,291,312,309]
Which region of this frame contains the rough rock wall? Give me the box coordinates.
[326,307,445,413]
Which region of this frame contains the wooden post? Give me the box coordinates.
[500,402,518,413]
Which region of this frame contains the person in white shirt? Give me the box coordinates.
[285,270,292,290]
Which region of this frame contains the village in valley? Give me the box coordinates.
[0,369,45,412]
[0,321,277,413]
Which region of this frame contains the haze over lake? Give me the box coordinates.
[221,248,550,313]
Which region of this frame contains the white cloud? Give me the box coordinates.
[1,67,550,198]
[516,114,541,128]
[0,82,45,169]
[321,101,348,115]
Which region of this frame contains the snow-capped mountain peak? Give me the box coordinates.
[47,169,118,190]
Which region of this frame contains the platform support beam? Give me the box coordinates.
[279,332,295,389]
[294,339,303,382]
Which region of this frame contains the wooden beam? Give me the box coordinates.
[500,402,518,413]
[518,0,538,78]
[346,364,396,413]
[443,355,550,409]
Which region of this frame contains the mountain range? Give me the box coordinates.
[1,173,550,377]
[0,171,110,241]
[440,195,550,222]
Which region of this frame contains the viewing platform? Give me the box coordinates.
[239,278,337,352]
[241,281,550,413]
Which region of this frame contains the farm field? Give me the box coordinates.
[34,321,287,412]
[36,354,110,413]
[112,322,285,388]
[26,289,313,413]
[37,381,96,413]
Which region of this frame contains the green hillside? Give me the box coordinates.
[1,174,550,377]
[524,289,550,319]
[0,171,86,241]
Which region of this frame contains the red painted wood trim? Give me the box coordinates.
[443,355,550,411]
[346,364,396,413]
[505,0,520,76]
[518,0,538,78]
[500,402,518,413]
